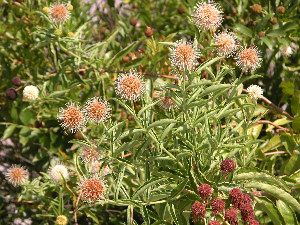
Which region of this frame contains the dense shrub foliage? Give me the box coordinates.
[0,0,299,224]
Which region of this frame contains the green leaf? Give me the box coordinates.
[261,135,282,152]
[195,57,224,74]
[291,91,300,115]
[277,200,298,225]
[148,119,177,129]
[169,178,188,200]
[280,81,294,95]
[233,168,290,192]
[280,133,296,155]
[234,24,253,37]
[132,178,167,200]
[19,109,34,125]
[283,150,300,175]
[2,125,16,140]
[292,116,300,133]
[245,182,300,213]
[198,84,232,98]
[255,196,286,225]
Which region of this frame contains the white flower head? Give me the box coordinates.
[247,85,263,100]
[23,85,39,101]
[280,46,294,57]
[49,163,69,183]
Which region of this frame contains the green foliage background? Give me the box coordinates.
[0,0,299,224]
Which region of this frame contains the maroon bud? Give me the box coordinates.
[225,208,238,225]
[258,31,265,37]
[240,204,255,222]
[34,120,43,128]
[74,132,84,140]
[229,188,243,208]
[122,55,131,63]
[250,220,260,225]
[208,220,221,225]
[130,17,138,26]
[251,4,262,14]
[211,199,226,215]
[12,77,21,86]
[197,184,213,199]
[6,88,18,100]
[239,193,252,209]
[270,18,277,25]
[277,6,285,14]
[191,202,206,222]
[221,159,235,178]
[178,6,185,14]
[127,114,134,121]
[145,26,153,37]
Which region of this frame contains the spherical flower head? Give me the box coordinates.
[80,147,101,164]
[57,102,85,133]
[6,88,18,100]
[239,193,252,208]
[250,220,260,225]
[192,1,223,31]
[5,165,28,186]
[169,40,200,71]
[197,183,213,199]
[220,158,235,178]
[49,2,70,24]
[208,220,221,225]
[158,96,177,111]
[211,199,226,215]
[240,203,255,222]
[247,85,263,100]
[83,97,111,124]
[251,4,262,14]
[115,71,145,102]
[191,202,206,222]
[280,46,294,57]
[79,175,107,203]
[49,164,69,183]
[229,188,243,208]
[213,31,238,57]
[55,215,68,225]
[235,46,262,72]
[225,208,238,225]
[23,85,39,101]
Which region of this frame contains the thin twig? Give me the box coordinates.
[242,89,294,120]
[257,120,291,133]
[264,151,287,156]
[74,190,82,225]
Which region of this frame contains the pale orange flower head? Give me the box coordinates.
[49,2,70,24]
[5,165,28,186]
[169,40,200,71]
[115,71,145,102]
[192,1,223,31]
[79,175,107,203]
[57,102,85,133]
[213,30,238,57]
[235,45,262,72]
[83,97,111,124]
[79,147,101,164]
